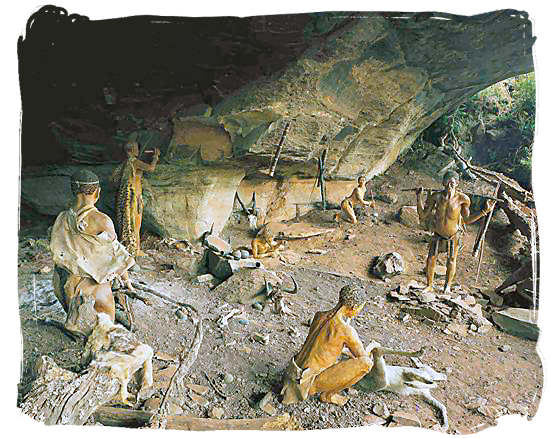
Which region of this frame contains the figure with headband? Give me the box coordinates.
[50,170,136,336]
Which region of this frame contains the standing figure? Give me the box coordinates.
[50,170,135,335]
[335,176,375,224]
[111,140,160,257]
[416,170,496,294]
[280,285,374,406]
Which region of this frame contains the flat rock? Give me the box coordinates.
[186,383,209,395]
[205,235,232,254]
[364,414,387,426]
[419,291,436,303]
[209,407,225,419]
[373,402,390,418]
[391,410,421,427]
[189,392,209,407]
[155,351,178,362]
[492,308,539,340]
[376,192,398,204]
[144,397,162,411]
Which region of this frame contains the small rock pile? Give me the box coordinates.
[388,280,493,335]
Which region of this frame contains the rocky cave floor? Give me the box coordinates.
[16,163,542,433]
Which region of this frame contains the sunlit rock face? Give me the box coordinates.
[19,8,534,240]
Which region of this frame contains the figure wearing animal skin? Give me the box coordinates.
[280,285,373,406]
[335,176,375,224]
[50,170,135,334]
[416,170,496,294]
[111,140,160,257]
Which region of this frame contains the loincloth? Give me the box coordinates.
[430,229,464,259]
[280,357,323,404]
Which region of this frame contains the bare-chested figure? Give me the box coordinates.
[280,285,374,406]
[50,170,135,335]
[111,140,160,257]
[335,176,375,224]
[416,170,496,294]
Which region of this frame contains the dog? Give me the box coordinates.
[355,342,448,431]
[82,312,153,406]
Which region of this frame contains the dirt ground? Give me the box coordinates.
[16,163,542,433]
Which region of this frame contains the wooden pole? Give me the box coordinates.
[268,121,292,177]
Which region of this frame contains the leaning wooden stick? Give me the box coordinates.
[268,120,292,177]
[474,183,500,284]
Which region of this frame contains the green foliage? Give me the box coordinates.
[416,73,535,188]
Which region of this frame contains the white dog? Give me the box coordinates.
[83,313,153,406]
[355,342,448,431]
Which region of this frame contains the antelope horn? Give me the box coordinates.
[235,191,249,214]
[264,277,273,296]
[251,192,257,210]
[282,275,298,294]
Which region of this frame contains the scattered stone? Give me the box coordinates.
[223,373,234,384]
[492,308,539,341]
[344,233,356,241]
[186,383,209,395]
[240,249,250,259]
[508,402,529,416]
[372,252,404,280]
[238,318,250,325]
[389,290,410,301]
[257,392,276,415]
[306,249,328,255]
[373,402,390,418]
[498,345,511,352]
[446,322,468,337]
[419,290,436,303]
[240,346,252,354]
[252,302,263,311]
[156,365,178,383]
[364,415,386,426]
[188,392,209,407]
[407,280,425,289]
[196,273,215,284]
[155,351,178,362]
[39,265,52,274]
[477,404,505,418]
[347,388,358,396]
[403,305,449,323]
[477,325,491,335]
[398,206,419,228]
[399,313,411,323]
[391,410,421,427]
[232,250,242,260]
[464,396,487,410]
[167,401,184,415]
[204,235,232,254]
[209,407,224,419]
[252,333,270,345]
[144,397,162,411]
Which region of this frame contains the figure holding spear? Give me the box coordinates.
[416,170,496,294]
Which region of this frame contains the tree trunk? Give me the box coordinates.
[20,356,120,425]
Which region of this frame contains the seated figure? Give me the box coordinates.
[335,176,375,224]
[50,170,135,335]
[280,285,373,406]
